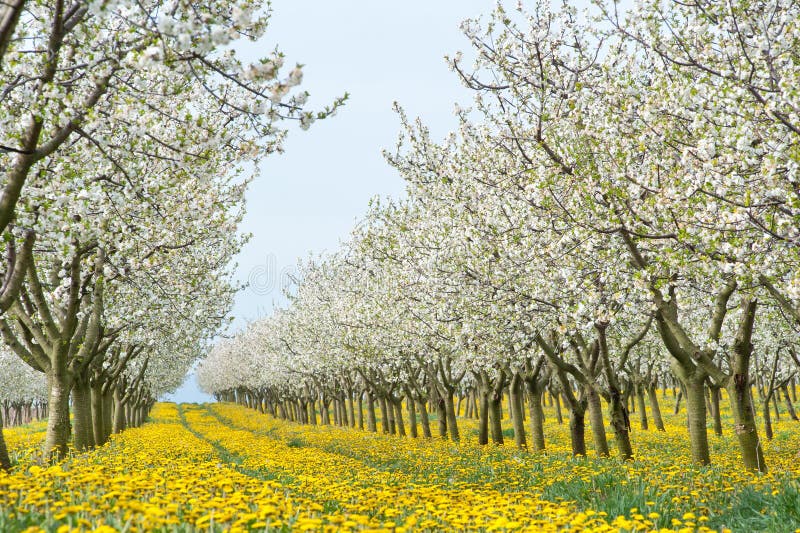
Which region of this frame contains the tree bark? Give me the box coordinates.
[647,385,666,431]
[608,386,633,460]
[553,390,563,424]
[91,381,105,446]
[407,395,418,438]
[347,393,355,428]
[763,398,773,440]
[102,390,113,441]
[366,393,376,432]
[417,398,431,438]
[112,386,126,434]
[478,386,489,445]
[585,386,609,457]
[435,392,447,438]
[0,409,10,471]
[726,299,767,472]
[509,373,526,449]
[636,385,648,431]
[385,396,396,435]
[709,385,723,436]
[356,393,362,429]
[525,382,545,452]
[393,399,406,436]
[684,377,711,465]
[443,389,460,441]
[783,385,798,421]
[568,404,587,456]
[489,388,504,445]
[45,372,73,459]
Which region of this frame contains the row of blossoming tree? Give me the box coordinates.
[199,0,800,473]
[0,0,341,468]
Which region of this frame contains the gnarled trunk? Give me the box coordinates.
[728,375,766,471]
[608,386,633,461]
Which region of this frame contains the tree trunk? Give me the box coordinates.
[489,389,504,445]
[356,393,363,429]
[366,394,377,432]
[408,395,418,438]
[608,387,633,461]
[636,386,648,431]
[586,386,609,457]
[320,399,330,425]
[726,299,767,472]
[443,389,460,442]
[417,398,431,438]
[72,381,94,450]
[377,396,387,433]
[568,405,587,456]
[112,386,126,434]
[385,396,396,435]
[333,398,342,426]
[728,377,767,472]
[763,397,773,441]
[553,391,563,424]
[102,390,113,442]
[783,385,798,421]
[347,393,355,428]
[509,373,526,450]
[436,393,447,438]
[91,382,105,446]
[477,386,490,445]
[45,372,73,459]
[684,378,711,465]
[773,393,781,421]
[647,385,666,431]
[308,399,317,425]
[673,388,683,415]
[710,385,723,436]
[526,383,545,453]
[393,400,406,436]
[0,410,10,471]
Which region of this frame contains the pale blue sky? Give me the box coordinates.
[166,0,495,403]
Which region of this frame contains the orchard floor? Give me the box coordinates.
[1,398,800,532]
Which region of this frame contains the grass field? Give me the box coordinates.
[1,397,799,532]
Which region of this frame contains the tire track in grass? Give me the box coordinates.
[196,404,629,532]
[205,403,539,493]
[203,404,424,480]
[177,404,352,517]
